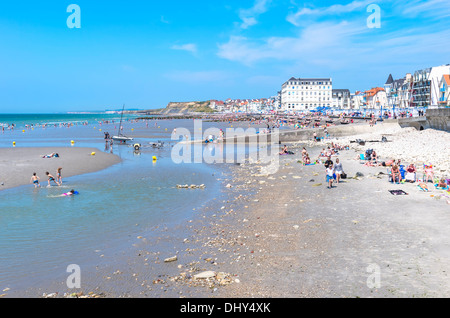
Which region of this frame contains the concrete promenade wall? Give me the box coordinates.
[185,122,400,145]
[399,108,449,132]
[426,108,449,131]
[187,109,448,146]
[278,121,401,142]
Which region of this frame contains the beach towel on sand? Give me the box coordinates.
[389,190,408,195]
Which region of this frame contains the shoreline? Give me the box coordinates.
[0,147,121,191]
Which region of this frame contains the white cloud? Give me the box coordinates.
[217,15,450,78]
[218,21,367,66]
[397,0,450,19]
[287,0,374,26]
[238,0,271,29]
[171,43,198,55]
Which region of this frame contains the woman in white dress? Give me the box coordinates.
[333,158,344,184]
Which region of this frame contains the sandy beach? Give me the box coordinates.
[0,147,121,191]
[213,141,450,297]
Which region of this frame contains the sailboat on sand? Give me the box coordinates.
[112,104,133,143]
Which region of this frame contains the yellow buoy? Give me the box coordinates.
[91,152,96,156]
[152,156,157,161]
[71,140,75,144]
[22,130,25,133]
[13,141,16,146]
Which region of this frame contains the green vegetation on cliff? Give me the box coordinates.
[161,101,217,114]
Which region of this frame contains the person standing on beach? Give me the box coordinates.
[334,158,344,184]
[56,167,62,184]
[324,156,333,169]
[326,163,335,189]
[46,172,61,187]
[30,173,41,188]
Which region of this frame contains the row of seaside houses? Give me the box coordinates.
[209,98,275,113]
[208,63,450,113]
[277,64,450,112]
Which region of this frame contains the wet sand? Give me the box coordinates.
[0,147,121,191]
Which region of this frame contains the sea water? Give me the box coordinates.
[0,115,242,292]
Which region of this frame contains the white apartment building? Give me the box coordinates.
[331,89,351,109]
[350,92,365,110]
[412,64,450,108]
[281,77,332,111]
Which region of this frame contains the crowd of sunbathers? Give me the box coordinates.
[319,142,348,158]
[357,148,449,189]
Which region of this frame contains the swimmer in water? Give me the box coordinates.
[60,189,77,197]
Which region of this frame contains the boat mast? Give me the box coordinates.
[118,104,125,136]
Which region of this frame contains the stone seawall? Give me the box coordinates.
[399,108,449,132]
[426,108,449,131]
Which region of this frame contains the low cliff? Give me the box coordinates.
[159,101,216,114]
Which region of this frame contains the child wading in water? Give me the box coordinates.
[30,173,41,188]
[57,167,62,184]
[46,171,61,187]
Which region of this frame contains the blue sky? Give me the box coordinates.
[0,0,449,113]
